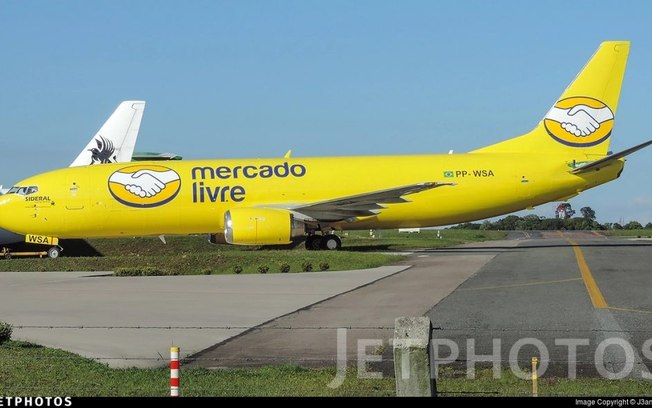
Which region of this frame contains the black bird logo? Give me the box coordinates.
[89,136,117,164]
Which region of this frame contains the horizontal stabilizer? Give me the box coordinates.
[132,152,183,161]
[570,139,652,174]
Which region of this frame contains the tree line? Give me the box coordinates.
[451,206,651,231]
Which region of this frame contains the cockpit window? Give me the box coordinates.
[6,186,38,196]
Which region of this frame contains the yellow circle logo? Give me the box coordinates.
[543,96,614,147]
[108,165,181,208]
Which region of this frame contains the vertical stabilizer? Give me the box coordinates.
[70,101,146,167]
[473,41,629,157]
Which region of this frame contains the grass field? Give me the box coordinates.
[437,367,652,397]
[339,229,505,250]
[0,247,399,275]
[0,341,392,397]
[1,341,650,397]
[0,229,506,275]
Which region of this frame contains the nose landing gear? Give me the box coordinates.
[47,246,61,259]
[1,244,62,259]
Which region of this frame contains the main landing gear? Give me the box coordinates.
[305,234,342,251]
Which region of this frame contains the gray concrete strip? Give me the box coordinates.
[0,266,407,368]
[593,309,649,379]
[188,252,497,369]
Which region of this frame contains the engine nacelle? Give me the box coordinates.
[224,207,305,245]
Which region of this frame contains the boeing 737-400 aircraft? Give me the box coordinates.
[0,101,146,250]
[0,42,650,254]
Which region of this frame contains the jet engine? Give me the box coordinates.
[224,208,305,245]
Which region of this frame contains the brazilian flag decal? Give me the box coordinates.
[443,171,454,178]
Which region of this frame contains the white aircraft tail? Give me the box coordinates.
[70,101,146,167]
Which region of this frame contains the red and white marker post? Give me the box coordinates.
[170,346,180,397]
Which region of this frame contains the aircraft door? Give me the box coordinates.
[64,174,90,231]
[515,170,535,201]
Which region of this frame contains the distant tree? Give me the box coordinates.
[473,211,610,231]
[613,223,624,230]
[451,222,482,230]
[624,221,643,230]
[539,218,564,230]
[645,222,652,229]
[497,215,521,230]
[555,203,575,219]
[563,217,594,230]
[580,207,596,221]
[517,214,542,230]
[480,220,494,230]
[564,218,577,230]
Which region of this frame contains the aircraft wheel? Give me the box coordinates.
[320,234,341,251]
[305,235,322,250]
[4,253,11,260]
[47,247,60,259]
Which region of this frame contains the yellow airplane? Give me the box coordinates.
[0,41,650,255]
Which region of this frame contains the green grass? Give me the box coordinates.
[0,230,505,275]
[602,229,652,238]
[2,341,650,397]
[0,248,398,275]
[437,367,652,397]
[341,229,506,250]
[0,341,393,397]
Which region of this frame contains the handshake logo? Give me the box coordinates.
[544,97,614,147]
[108,165,182,208]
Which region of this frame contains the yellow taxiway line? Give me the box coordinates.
[567,238,608,309]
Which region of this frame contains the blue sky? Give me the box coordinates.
[1,1,651,224]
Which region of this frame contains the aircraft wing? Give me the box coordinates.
[289,182,454,222]
[570,139,652,174]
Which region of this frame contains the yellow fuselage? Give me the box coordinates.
[0,153,623,239]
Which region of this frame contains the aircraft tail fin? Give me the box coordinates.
[473,41,630,158]
[70,101,146,167]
